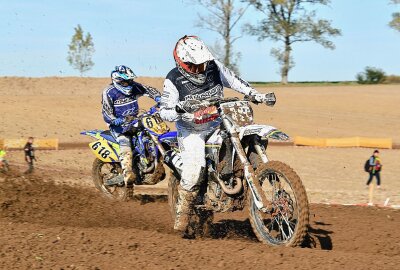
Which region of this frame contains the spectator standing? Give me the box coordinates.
[366,150,382,188]
[24,137,36,174]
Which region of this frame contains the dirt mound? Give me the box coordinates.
[0,174,173,232]
[0,174,399,269]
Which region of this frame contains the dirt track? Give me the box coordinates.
[1,78,400,269]
[1,169,399,270]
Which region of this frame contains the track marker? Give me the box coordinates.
[384,198,390,207]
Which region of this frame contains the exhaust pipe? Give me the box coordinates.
[216,176,243,195]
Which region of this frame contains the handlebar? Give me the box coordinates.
[178,96,258,114]
[121,105,159,133]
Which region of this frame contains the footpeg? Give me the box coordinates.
[105,175,124,186]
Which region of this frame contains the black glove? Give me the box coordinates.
[248,93,264,104]
[175,103,186,114]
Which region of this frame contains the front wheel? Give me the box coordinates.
[248,161,309,247]
[92,158,130,201]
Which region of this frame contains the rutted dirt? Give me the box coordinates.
[0,171,399,269]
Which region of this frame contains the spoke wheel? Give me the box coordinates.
[248,161,309,247]
[92,158,130,201]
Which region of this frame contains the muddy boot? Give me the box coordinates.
[174,185,198,236]
[120,150,135,199]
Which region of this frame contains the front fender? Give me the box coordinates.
[239,124,290,141]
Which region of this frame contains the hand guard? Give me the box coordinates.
[264,92,276,107]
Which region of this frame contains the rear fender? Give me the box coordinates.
[239,124,290,141]
[80,130,103,140]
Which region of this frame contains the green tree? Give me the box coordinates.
[246,0,341,84]
[356,67,386,84]
[389,0,400,32]
[193,0,250,74]
[67,25,95,76]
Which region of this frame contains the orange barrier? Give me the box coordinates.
[359,137,392,149]
[294,136,392,149]
[293,136,326,147]
[1,138,59,150]
[326,137,359,148]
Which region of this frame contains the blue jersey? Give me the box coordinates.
[101,81,160,133]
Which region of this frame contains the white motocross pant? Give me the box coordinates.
[178,126,217,191]
[111,131,135,185]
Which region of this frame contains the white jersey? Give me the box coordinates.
[160,60,256,131]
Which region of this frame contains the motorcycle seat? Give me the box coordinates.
[100,130,118,143]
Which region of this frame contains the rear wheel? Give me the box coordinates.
[248,161,309,247]
[92,158,130,201]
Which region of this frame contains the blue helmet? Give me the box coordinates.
[111,65,137,95]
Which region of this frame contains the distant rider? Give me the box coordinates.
[159,35,276,236]
[102,65,161,189]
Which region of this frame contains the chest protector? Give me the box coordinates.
[168,61,223,125]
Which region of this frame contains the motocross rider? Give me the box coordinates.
[102,65,161,189]
[159,35,276,235]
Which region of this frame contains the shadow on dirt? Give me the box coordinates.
[302,222,333,250]
[210,218,333,250]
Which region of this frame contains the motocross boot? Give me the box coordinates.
[119,149,135,197]
[174,185,198,235]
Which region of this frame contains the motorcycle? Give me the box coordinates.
[81,106,182,201]
[167,96,309,247]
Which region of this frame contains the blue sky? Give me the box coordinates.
[0,0,399,81]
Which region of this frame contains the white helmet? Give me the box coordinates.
[173,35,214,85]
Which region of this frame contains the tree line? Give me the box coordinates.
[68,0,399,83]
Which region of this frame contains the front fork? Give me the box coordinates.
[223,119,271,211]
[254,139,269,163]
